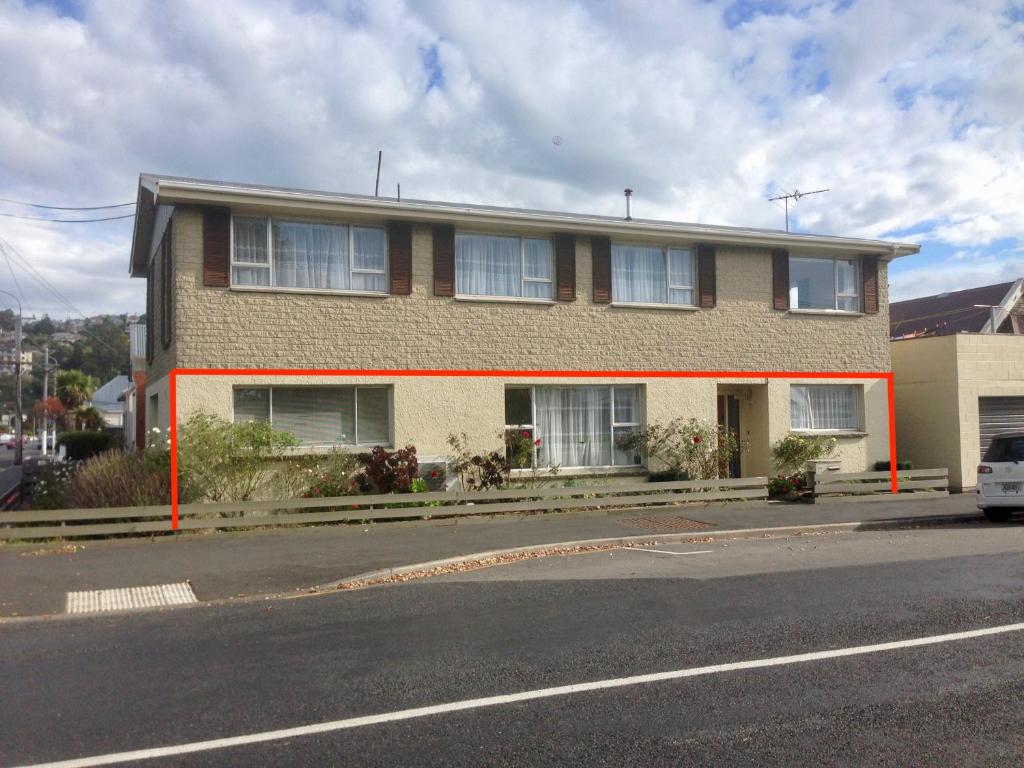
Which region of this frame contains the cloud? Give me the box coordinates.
[0,0,1021,316]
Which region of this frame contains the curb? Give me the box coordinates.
[0,511,985,624]
[320,512,986,591]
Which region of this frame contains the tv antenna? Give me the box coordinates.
[768,188,829,232]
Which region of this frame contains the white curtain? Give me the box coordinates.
[352,227,387,292]
[612,244,665,303]
[790,385,858,430]
[456,234,520,296]
[232,218,270,286]
[535,387,612,468]
[522,238,553,299]
[273,221,348,290]
[667,249,694,305]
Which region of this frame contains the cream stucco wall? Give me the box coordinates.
[165,205,891,373]
[893,334,1024,490]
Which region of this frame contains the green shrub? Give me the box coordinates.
[57,431,117,461]
[294,449,363,499]
[771,434,837,476]
[176,413,299,502]
[874,460,913,471]
[63,449,173,508]
[616,418,740,480]
[768,473,808,499]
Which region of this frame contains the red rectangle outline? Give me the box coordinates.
[169,368,898,529]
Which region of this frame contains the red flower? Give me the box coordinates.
[430,470,439,479]
[534,439,542,446]
[521,430,530,438]
[693,435,703,444]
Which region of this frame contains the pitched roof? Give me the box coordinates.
[92,375,131,412]
[130,173,921,277]
[890,281,1017,338]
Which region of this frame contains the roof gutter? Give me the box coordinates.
[151,178,921,258]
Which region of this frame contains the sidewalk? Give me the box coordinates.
[0,493,981,618]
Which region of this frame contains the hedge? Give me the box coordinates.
[57,431,118,461]
[874,460,914,472]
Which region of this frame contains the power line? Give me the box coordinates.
[0,237,125,356]
[0,212,136,223]
[0,197,135,211]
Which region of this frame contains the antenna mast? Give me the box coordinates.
[768,188,829,232]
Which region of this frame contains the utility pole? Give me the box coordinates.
[768,188,830,232]
[0,290,23,466]
[41,344,50,457]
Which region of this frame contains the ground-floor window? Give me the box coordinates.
[505,385,643,469]
[790,384,860,431]
[233,386,391,446]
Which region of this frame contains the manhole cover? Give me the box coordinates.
[621,516,714,532]
[66,582,197,614]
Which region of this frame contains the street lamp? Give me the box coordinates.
[0,289,24,466]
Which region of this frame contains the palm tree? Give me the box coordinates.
[56,370,99,430]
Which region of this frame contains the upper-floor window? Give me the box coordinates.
[790,384,861,432]
[612,244,694,306]
[789,256,859,312]
[233,385,391,446]
[455,233,553,299]
[231,217,387,293]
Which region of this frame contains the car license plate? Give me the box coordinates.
[1002,482,1021,494]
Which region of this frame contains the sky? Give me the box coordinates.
[0,0,1022,318]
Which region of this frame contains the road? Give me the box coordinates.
[3,523,1024,766]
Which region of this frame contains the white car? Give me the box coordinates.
[977,431,1024,522]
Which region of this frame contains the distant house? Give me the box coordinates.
[891,280,1024,490]
[92,375,131,429]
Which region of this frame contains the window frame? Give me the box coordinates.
[454,231,555,301]
[232,385,394,448]
[789,383,863,433]
[610,242,697,308]
[788,255,861,313]
[160,227,173,350]
[229,215,389,295]
[504,385,645,470]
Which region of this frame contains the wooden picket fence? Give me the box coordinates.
[0,476,769,541]
[811,468,949,502]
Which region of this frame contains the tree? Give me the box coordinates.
[56,369,98,411]
[61,319,129,382]
[31,396,65,424]
[26,315,56,335]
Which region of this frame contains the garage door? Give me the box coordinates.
[979,397,1024,456]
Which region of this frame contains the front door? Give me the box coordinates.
[717,394,741,478]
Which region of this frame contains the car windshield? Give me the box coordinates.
[983,436,1024,463]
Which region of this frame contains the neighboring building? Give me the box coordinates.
[891,279,1024,338]
[129,173,919,479]
[891,280,1024,491]
[51,332,80,345]
[123,322,147,450]
[0,348,32,376]
[92,375,131,430]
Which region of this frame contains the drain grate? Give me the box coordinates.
[620,516,714,532]
[66,582,197,614]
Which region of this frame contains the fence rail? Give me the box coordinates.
[0,476,769,541]
[811,468,949,502]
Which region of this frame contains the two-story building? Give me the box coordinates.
[129,174,919,479]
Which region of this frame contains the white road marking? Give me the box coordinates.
[65,583,197,614]
[14,620,1024,768]
[621,547,713,556]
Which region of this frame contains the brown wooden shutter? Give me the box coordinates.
[432,224,455,297]
[591,235,612,304]
[202,206,231,287]
[772,249,790,310]
[697,244,717,308]
[387,221,413,295]
[554,234,576,301]
[862,255,879,314]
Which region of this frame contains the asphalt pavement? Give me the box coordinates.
[0,493,981,617]
[2,524,1024,766]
